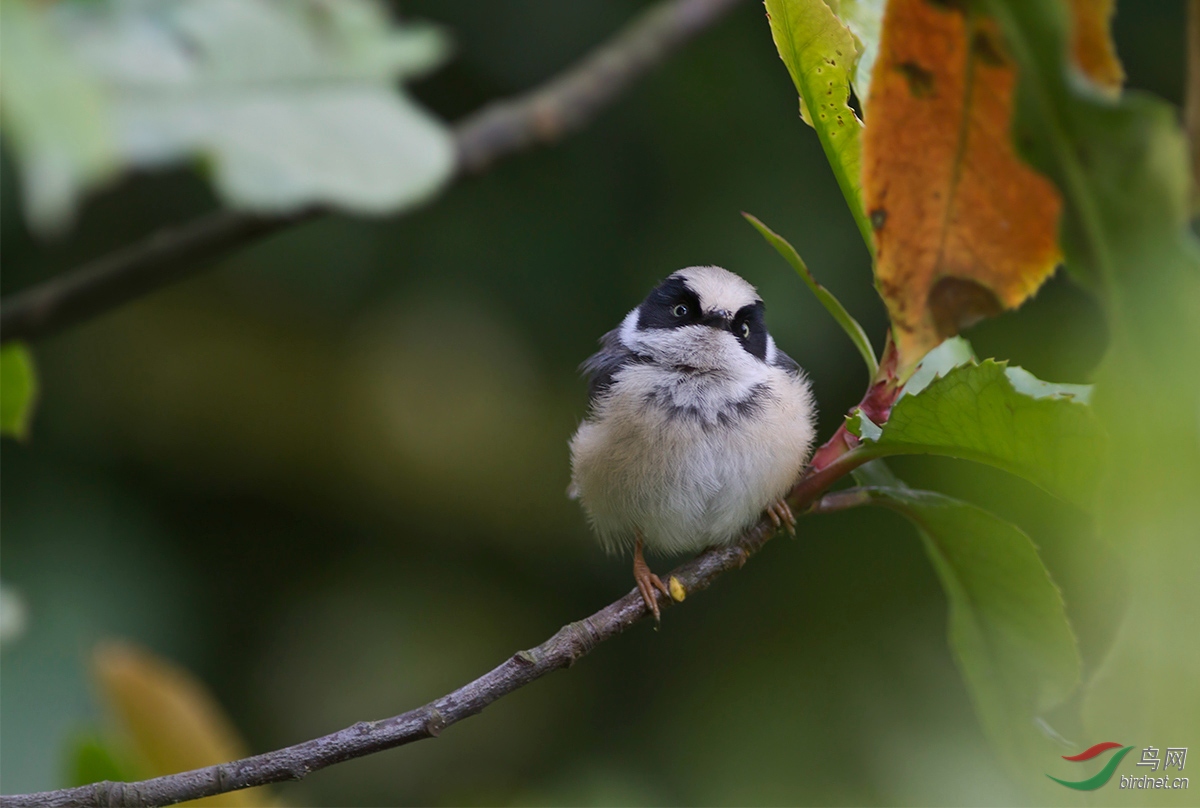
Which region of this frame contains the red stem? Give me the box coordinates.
[805,331,901,477]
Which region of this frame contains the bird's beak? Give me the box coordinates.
[699,309,734,330]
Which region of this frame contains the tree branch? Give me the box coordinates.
[455,0,744,173]
[0,0,748,345]
[0,263,898,808]
[1,279,900,808]
[0,439,875,808]
[0,212,313,346]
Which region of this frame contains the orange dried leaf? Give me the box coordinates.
[93,641,271,807]
[862,0,1063,370]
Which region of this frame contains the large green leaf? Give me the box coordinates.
[764,0,872,251]
[848,360,1105,507]
[743,213,877,378]
[1,0,455,235]
[849,472,1081,779]
[1,343,38,440]
[987,0,1200,753]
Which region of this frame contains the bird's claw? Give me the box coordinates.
[767,499,797,536]
[632,535,669,623]
[634,568,670,623]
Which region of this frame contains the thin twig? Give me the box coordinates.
[453,0,741,173]
[0,444,874,808]
[0,0,747,345]
[0,212,311,345]
[0,309,897,808]
[0,269,896,808]
[2,345,898,808]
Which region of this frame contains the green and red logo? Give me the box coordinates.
[1048,742,1135,790]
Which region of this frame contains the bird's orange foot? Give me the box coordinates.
[633,536,669,622]
[766,499,797,536]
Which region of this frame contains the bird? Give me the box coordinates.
[569,266,817,620]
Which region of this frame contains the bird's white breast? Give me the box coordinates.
[569,358,815,555]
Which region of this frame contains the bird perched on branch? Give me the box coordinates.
[569,266,817,620]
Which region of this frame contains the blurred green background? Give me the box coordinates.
[0,0,1186,804]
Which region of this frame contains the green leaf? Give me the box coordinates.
[743,213,877,378]
[859,484,1081,777]
[988,0,1200,753]
[844,408,881,440]
[764,0,873,251]
[65,733,135,788]
[2,0,455,235]
[849,457,898,488]
[0,0,120,235]
[858,360,1106,507]
[1,343,39,440]
[899,336,975,398]
[826,0,885,107]
[1003,366,1092,404]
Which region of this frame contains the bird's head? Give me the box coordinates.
[618,266,773,372]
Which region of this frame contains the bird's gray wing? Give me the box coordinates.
[580,328,648,402]
[771,346,803,377]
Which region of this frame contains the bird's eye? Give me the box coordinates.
[740,322,751,339]
[672,303,689,317]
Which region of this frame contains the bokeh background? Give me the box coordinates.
[0,0,1186,804]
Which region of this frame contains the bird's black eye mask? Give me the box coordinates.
[637,276,768,360]
[637,276,703,329]
[732,301,768,360]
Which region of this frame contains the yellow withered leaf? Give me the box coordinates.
[1069,0,1124,94]
[93,641,271,807]
[862,0,1123,371]
[862,0,1061,369]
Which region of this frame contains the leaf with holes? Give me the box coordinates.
[765,0,872,249]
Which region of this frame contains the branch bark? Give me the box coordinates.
[0,0,747,344]
[0,444,876,808]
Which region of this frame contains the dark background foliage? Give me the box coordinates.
[0,1,1183,803]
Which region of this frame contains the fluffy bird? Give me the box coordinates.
[569,266,817,619]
